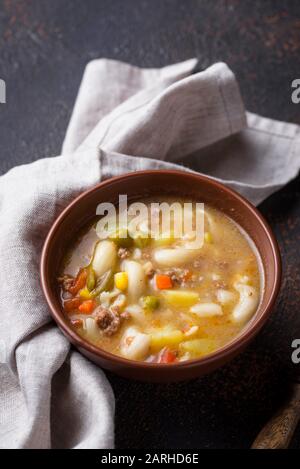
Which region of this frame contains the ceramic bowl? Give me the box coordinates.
[41,170,281,382]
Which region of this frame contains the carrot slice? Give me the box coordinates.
[64,297,82,313]
[78,299,97,314]
[68,269,88,295]
[155,274,173,290]
[159,348,177,364]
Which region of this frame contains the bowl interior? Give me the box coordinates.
[42,171,281,377]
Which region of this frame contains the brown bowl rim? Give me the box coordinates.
[40,169,282,371]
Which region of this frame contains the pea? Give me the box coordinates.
[142,295,160,311]
[90,270,113,297]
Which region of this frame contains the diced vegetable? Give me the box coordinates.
[162,290,199,307]
[92,240,117,277]
[123,260,146,302]
[79,287,93,300]
[109,228,133,248]
[63,297,82,313]
[190,302,223,317]
[159,348,177,363]
[68,269,87,295]
[114,271,128,291]
[154,247,200,267]
[179,338,216,357]
[78,299,97,314]
[204,232,213,244]
[155,274,173,290]
[150,329,184,352]
[87,268,96,291]
[142,295,160,310]
[120,326,150,360]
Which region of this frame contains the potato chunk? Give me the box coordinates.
[179,338,216,357]
[150,329,184,352]
[162,290,199,307]
[190,302,223,317]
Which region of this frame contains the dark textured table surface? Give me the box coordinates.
[1,0,300,449]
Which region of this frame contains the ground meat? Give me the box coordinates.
[118,247,130,259]
[94,306,119,336]
[70,318,83,329]
[94,305,129,336]
[57,274,74,291]
[164,269,193,286]
[170,272,181,285]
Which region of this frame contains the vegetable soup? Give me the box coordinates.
[58,198,263,364]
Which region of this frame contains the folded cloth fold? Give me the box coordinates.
[0,58,299,449]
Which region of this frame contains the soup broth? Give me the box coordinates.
[58,198,263,364]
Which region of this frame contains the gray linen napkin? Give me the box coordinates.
[0,59,299,449]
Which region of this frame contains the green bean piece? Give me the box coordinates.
[87,268,96,291]
[90,269,113,297]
